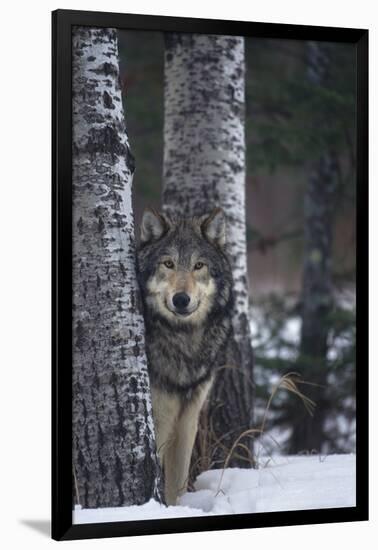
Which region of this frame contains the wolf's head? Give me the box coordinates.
[137,208,233,326]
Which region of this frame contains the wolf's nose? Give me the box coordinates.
[172,292,190,310]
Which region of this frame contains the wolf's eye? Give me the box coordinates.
[194,262,204,270]
[163,260,174,269]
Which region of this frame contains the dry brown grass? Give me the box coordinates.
[189,372,317,489]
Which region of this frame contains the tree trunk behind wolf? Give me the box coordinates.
[162,34,254,471]
[72,27,163,508]
[288,42,338,454]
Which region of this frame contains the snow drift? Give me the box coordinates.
[73,454,356,524]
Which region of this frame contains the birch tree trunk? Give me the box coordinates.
[72,27,163,508]
[289,42,338,454]
[163,34,254,469]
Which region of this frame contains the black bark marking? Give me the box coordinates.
[103,90,115,109]
[89,62,118,77]
[126,146,136,175]
[86,125,127,159]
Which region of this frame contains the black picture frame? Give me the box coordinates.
[52,8,369,541]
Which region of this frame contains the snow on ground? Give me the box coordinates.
[73,454,356,524]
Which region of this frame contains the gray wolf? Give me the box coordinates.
[137,208,234,505]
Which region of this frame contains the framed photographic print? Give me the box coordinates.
[52,9,368,541]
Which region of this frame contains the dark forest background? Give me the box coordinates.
[118,31,356,455]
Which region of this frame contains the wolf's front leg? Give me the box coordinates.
[164,408,199,505]
[150,387,180,469]
[164,379,213,505]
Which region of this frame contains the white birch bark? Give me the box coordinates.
[72,26,162,508]
[163,34,254,467]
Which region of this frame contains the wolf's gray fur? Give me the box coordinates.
[137,208,234,504]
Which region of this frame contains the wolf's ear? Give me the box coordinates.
[201,208,226,248]
[140,208,169,244]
